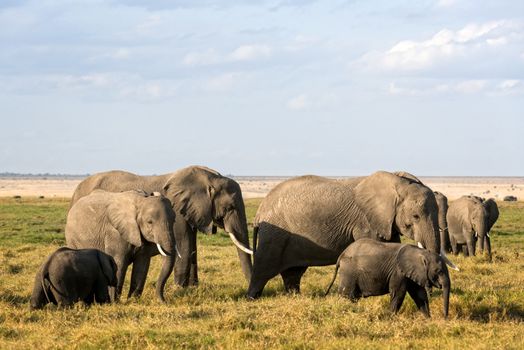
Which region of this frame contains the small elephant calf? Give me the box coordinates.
[30,247,117,309]
[325,239,451,318]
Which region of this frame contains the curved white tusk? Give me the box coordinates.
[228,232,254,255]
[486,232,491,238]
[156,243,168,257]
[417,242,425,249]
[175,245,182,259]
[440,250,460,271]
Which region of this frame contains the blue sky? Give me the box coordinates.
[1,0,523,176]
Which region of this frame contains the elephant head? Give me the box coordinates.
[433,191,450,253]
[107,191,176,301]
[353,171,440,252]
[397,245,451,318]
[162,166,252,283]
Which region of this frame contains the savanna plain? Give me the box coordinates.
[0,194,523,349]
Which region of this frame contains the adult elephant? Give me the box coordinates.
[66,190,176,302]
[70,166,252,287]
[247,171,456,299]
[434,191,451,253]
[447,195,489,258]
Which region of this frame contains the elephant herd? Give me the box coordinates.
[29,166,499,319]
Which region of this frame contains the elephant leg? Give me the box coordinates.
[247,250,284,299]
[113,258,129,300]
[94,280,111,304]
[189,229,198,286]
[407,281,430,317]
[174,219,196,288]
[128,251,151,299]
[465,229,476,256]
[389,279,407,314]
[450,235,459,255]
[83,292,95,306]
[280,266,308,294]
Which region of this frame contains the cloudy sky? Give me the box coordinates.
[1,0,523,176]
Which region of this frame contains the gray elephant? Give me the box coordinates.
[433,191,451,253]
[69,166,252,287]
[30,247,117,309]
[66,190,176,302]
[447,195,489,258]
[325,239,450,318]
[247,171,456,299]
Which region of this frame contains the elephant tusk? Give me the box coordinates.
[440,250,460,271]
[439,227,448,232]
[175,245,182,259]
[417,242,425,249]
[486,232,490,238]
[156,243,168,257]
[228,232,254,255]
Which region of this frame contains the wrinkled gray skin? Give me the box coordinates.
[247,171,443,299]
[325,239,450,318]
[66,190,176,302]
[447,196,489,258]
[69,166,252,288]
[433,191,451,253]
[30,247,117,309]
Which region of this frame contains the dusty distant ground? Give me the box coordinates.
[0,176,522,201]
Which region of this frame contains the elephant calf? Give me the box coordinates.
[30,247,117,309]
[325,239,450,318]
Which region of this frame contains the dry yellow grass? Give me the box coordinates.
[0,198,523,349]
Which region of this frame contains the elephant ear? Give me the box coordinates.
[162,168,214,230]
[96,251,118,286]
[353,171,399,241]
[397,245,428,287]
[483,199,499,229]
[107,192,143,247]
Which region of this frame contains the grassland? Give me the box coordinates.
[0,197,523,349]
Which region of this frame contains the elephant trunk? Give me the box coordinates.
[439,271,451,319]
[224,209,253,282]
[156,254,175,302]
[416,217,441,254]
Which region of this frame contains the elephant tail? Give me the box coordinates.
[324,262,340,297]
[253,225,258,254]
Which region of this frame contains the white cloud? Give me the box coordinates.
[287,94,308,110]
[182,44,272,66]
[182,49,221,66]
[388,79,524,96]
[365,20,518,72]
[204,73,239,92]
[229,44,272,61]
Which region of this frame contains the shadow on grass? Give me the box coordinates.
[469,303,524,322]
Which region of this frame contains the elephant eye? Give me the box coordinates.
[413,214,420,221]
[147,219,153,224]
